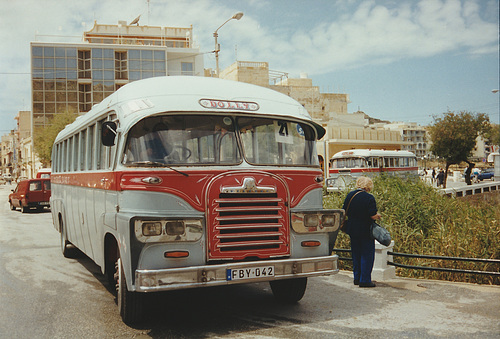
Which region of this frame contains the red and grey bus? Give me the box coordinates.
[326,149,418,192]
[50,76,344,323]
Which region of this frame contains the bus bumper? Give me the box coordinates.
[135,255,338,292]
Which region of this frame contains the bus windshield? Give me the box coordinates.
[238,117,318,166]
[123,115,319,167]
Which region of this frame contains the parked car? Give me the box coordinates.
[476,168,495,181]
[36,168,51,179]
[9,178,51,213]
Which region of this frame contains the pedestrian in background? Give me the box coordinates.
[437,170,445,187]
[342,176,381,288]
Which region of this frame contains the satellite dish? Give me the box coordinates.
[129,15,141,25]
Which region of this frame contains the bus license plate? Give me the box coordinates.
[227,266,274,281]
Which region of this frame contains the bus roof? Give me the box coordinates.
[55,76,325,142]
[331,149,416,159]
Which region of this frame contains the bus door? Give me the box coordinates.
[88,115,118,266]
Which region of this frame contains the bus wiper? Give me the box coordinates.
[128,161,189,177]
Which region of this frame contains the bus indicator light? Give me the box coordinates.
[164,251,189,258]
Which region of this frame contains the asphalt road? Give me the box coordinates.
[0,184,499,338]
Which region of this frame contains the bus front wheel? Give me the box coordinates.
[269,277,307,303]
[115,257,143,324]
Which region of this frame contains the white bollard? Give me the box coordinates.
[372,240,396,281]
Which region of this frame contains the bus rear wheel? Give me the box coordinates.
[60,218,74,258]
[269,277,307,303]
[115,257,143,324]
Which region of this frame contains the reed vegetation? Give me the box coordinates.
[324,175,500,284]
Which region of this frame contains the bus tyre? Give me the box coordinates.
[115,258,143,324]
[9,201,15,211]
[269,277,307,303]
[21,205,28,213]
[60,223,73,258]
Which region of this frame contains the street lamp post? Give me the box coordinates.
[213,12,243,78]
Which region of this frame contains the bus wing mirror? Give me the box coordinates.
[102,121,117,146]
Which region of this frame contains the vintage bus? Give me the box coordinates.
[50,76,344,324]
[326,149,418,192]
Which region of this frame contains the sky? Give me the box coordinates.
[0,0,498,134]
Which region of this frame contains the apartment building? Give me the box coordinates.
[30,20,204,129]
[383,122,429,158]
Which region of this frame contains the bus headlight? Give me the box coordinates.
[322,215,337,227]
[142,222,162,236]
[291,210,344,233]
[304,214,320,227]
[134,219,203,242]
[166,221,185,235]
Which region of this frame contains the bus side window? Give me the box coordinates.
[80,129,87,171]
[96,120,105,170]
[89,124,96,170]
[67,137,73,172]
[73,135,79,171]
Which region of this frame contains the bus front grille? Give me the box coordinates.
[208,192,290,260]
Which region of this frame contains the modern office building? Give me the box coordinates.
[30,20,204,130]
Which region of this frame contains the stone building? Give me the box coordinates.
[218,61,409,159]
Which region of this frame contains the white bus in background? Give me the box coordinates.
[50,76,344,324]
[326,149,418,192]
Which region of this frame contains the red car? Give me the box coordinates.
[9,179,51,213]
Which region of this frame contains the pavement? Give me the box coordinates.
[0,183,499,338]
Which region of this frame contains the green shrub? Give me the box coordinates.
[325,175,500,284]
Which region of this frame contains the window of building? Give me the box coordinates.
[115,51,128,80]
[91,48,115,105]
[181,62,193,76]
[78,50,91,79]
[129,49,166,80]
[79,84,92,113]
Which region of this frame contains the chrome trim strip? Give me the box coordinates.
[135,255,338,292]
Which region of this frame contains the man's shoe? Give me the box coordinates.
[359,282,376,288]
[354,280,359,285]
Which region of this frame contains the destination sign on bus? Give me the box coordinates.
[199,99,259,111]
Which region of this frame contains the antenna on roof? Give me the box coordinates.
[129,15,141,26]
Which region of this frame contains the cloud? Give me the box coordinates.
[224,0,498,76]
[0,0,497,131]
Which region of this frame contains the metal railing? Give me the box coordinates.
[333,248,500,277]
[387,252,500,277]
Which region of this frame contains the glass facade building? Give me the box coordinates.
[30,22,203,129]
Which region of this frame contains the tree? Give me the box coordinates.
[428,111,490,188]
[34,111,77,166]
[488,124,500,149]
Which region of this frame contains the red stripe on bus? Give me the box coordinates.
[51,169,323,210]
[330,167,418,174]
